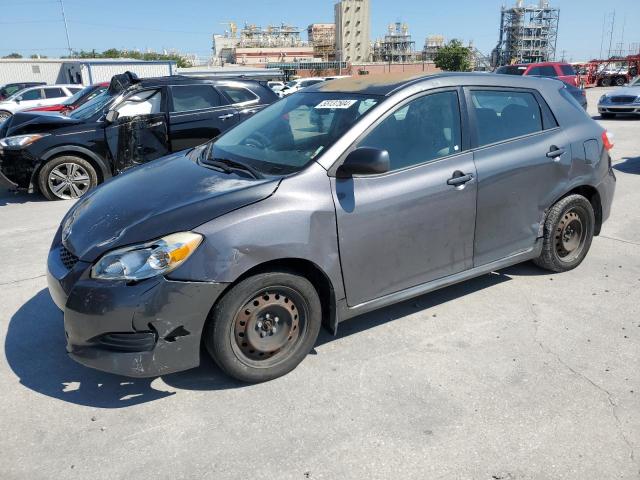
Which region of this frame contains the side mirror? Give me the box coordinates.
[105,110,119,123]
[15,97,22,103]
[337,147,390,178]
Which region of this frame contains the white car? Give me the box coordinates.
[277,77,326,97]
[0,84,83,121]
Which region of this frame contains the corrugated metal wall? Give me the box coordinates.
[0,62,66,84]
[82,63,173,83]
[0,61,174,85]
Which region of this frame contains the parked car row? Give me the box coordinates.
[44,72,616,382]
[0,72,278,200]
[0,84,83,121]
[0,82,47,101]
[597,75,640,118]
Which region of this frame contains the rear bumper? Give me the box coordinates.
[597,166,617,226]
[47,243,228,378]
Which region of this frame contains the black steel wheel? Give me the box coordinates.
[534,194,595,273]
[614,76,626,86]
[204,270,322,383]
[600,77,612,87]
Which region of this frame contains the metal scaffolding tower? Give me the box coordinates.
[238,23,306,49]
[372,22,416,63]
[494,0,560,66]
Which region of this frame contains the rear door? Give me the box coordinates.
[104,88,170,173]
[216,84,264,123]
[466,87,569,266]
[333,89,477,306]
[42,87,69,106]
[168,84,237,151]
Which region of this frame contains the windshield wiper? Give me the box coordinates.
[206,157,264,179]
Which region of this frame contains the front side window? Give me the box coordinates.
[528,66,557,77]
[211,92,380,175]
[115,89,162,119]
[171,85,221,112]
[357,91,462,171]
[217,85,257,104]
[19,89,43,101]
[470,90,543,147]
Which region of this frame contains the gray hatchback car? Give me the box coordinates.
[47,73,616,383]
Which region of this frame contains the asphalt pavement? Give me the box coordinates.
[0,87,638,480]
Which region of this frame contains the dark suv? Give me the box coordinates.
[0,74,277,200]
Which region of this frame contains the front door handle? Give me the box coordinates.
[218,113,235,120]
[546,145,566,158]
[447,171,474,186]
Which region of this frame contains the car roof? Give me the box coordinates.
[133,75,263,89]
[309,72,563,96]
[513,61,570,67]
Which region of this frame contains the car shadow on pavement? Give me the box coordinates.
[613,157,640,175]
[6,265,545,406]
[0,189,46,206]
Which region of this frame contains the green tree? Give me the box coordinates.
[434,39,472,72]
[2,53,23,59]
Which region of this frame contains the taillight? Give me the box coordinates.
[602,130,614,151]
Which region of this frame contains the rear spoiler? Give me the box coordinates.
[108,71,140,95]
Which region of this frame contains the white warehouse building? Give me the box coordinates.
[0,59,176,86]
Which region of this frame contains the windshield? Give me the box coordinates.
[210,92,380,175]
[61,85,103,106]
[0,85,24,98]
[496,66,527,75]
[68,91,112,119]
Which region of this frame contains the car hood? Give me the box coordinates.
[61,150,280,262]
[0,111,82,137]
[605,86,640,97]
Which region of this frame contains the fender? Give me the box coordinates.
[28,145,112,192]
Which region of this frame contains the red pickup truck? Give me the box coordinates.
[496,62,579,87]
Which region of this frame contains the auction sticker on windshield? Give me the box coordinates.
[315,99,357,109]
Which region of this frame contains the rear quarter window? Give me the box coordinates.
[527,66,557,77]
[560,65,576,76]
[217,85,258,105]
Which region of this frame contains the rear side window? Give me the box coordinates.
[68,87,83,94]
[496,66,527,76]
[527,66,557,77]
[560,64,576,76]
[19,89,43,100]
[44,87,66,98]
[470,90,543,147]
[170,85,221,112]
[358,90,462,171]
[217,85,258,104]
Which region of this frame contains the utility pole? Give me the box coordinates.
[59,0,72,57]
[607,10,615,59]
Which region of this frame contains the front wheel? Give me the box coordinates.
[38,155,98,200]
[534,194,595,273]
[204,271,322,383]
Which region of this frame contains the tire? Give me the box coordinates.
[600,77,612,87]
[614,76,626,86]
[38,155,98,201]
[0,110,11,122]
[533,194,595,273]
[204,270,322,383]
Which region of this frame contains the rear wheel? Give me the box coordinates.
[38,155,98,201]
[204,271,322,383]
[534,194,595,273]
[0,110,11,122]
[614,76,626,86]
[600,77,612,87]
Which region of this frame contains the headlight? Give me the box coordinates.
[91,232,203,281]
[599,95,608,104]
[0,133,49,148]
[635,96,640,104]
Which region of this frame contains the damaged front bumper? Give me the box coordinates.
[47,242,227,378]
[0,147,36,190]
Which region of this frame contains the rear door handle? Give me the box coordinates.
[546,146,566,158]
[447,171,474,186]
[218,113,235,120]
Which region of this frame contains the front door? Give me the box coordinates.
[104,88,170,173]
[333,90,478,307]
[168,84,239,151]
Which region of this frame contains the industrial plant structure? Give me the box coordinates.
[372,22,416,63]
[494,0,560,66]
[335,0,371,63]
[423,35,445,62]
[308,23,336,61]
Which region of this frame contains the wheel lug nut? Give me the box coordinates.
[272,327,277,333]
[266,313,271,320]
[275,317,279,324]
[257,321,263,328]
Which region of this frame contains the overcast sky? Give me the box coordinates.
[0,0,637,62]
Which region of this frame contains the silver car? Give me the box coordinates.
[598,76,640,118]
[48,73,616,383]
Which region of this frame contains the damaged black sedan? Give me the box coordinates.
[0,73,277,200]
